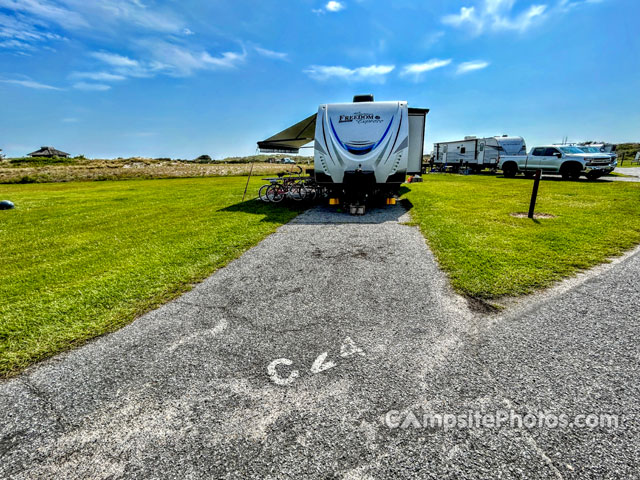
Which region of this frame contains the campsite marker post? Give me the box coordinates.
[528,169,542,219]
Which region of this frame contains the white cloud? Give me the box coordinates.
[456,60,490,74]
[92,1,184,32]
[492,4,547,30]
[0,1,248,88]
[71,71,127,81]
[202,50,246,69]
[0,78,61,89]
[0,0,184,32]
[326,1,345,12]
[254,46,288,61]
[304,64,395,81]
[557,0,603,12]
[89,51,155,78]
[314,1,345,14]
[0,39,36,51]
[73,82,111,91]
[442,6,479,29]
[0,0,185,56]
[91,51,139,68]
[485,0,515,14]
[0,11,66,52]
[401,58,452,77]
[442,0,548,34]
[0,0,89,29]
[133,41,247,77]
[89,43,247,79]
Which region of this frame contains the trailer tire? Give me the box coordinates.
[502,162,518,178]
[523,171,535,179]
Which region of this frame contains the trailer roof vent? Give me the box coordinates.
[464,136,477,140]
[353,94,374,103]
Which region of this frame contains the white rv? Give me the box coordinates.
[258,95,428,213]
[432,136,526,171]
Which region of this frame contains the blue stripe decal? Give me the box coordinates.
[345,144,374,151]
[372,115,394,151]
[329,115,395,155]
[329,118,347,150]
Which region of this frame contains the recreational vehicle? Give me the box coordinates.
[258,95,428,214]
[431,136,526,172]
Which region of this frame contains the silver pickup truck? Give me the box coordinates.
[499,145,617,180]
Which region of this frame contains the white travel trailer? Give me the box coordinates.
[431,135,526,171]
[258,95,428,213]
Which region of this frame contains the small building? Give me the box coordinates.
[27,146,70,158]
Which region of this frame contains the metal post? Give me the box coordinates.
[242,162,254,202]
[528,169,542,219]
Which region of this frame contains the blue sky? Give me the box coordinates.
[1,0,638,159]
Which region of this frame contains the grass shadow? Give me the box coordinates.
[399,197,413,212]
[219,198,309,223]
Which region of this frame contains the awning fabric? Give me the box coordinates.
[257,113,316,154]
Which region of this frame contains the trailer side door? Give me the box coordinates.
[478,141,486,165]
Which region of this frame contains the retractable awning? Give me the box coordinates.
[257,113,316,154]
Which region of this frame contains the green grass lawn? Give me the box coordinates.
[3,173,640,376]
[404,174,640,299]
[0,176,301,377]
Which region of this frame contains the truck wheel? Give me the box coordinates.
[503,164,517,178]
[561,163,582,181]
[586,171,600,181]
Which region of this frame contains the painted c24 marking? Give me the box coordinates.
[267,336,365,385]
